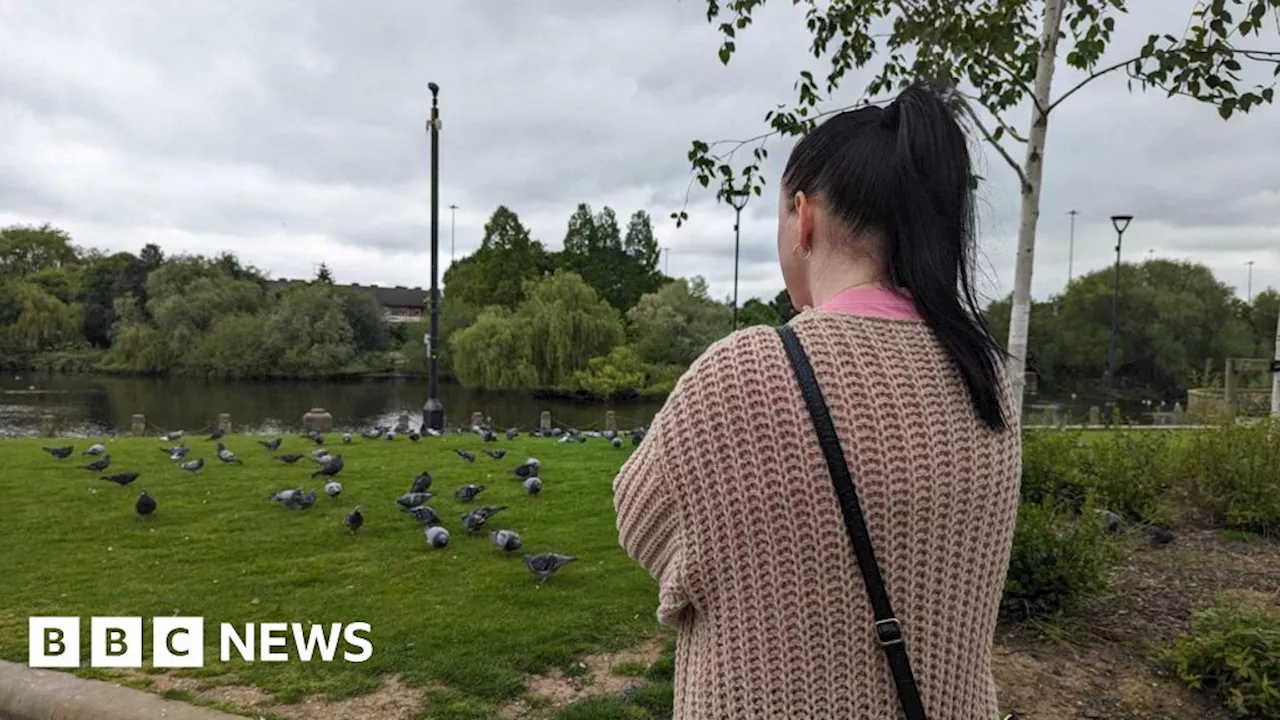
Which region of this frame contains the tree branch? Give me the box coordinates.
[962,91,1028,143]
[958,100,1028,189]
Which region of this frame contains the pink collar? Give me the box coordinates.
[816,286,920,320]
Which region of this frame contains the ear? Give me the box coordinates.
[794,192,815,246]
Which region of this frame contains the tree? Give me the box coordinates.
[315,263,335,284]
[0,224,80,279]
[624,210,662,269]
[520,271,626,388]
[559,204,663,313]
[265,283,357,376]
[771,290,798,323]
[574,345,649,399]
[80,252,136,347]
[449,307,539,390]
[443,206,550,310]
[627,277,733,366]
[683,0,1280,419]
[1247,288,1278,358]
[8,282,82,352]
[336,288,390,352]
[739,297,781,327]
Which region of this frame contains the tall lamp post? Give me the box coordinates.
[449,204,458,262]
[1105,214,1133,427]
[423,82,444,432]
[1066,209,1078,285]
[727,188,750,331]
[1246,260,1255,303]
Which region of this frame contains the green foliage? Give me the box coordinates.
[336,287,391,352]
[1002,499,1120,618]
[523,271,626,389]
[193,313,277,379]
[574,346,649,399]
[314,262,334,284]
[8,281,83,352]
[1019,430,1087,509]
[443,206,552,311]
[738,298,780,327]
[558,205,664,314]
[450,306,539,390]
[626,278,732,366]
[265,283,357,377]
[1163,594,1280,718]
[1179,422,1280,533]
[0,223,80,279]
[1077,429,1178,525]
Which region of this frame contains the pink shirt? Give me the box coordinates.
[816,286,920,320]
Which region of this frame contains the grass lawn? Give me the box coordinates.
[0,432,663,717]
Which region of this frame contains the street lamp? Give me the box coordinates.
[1246,260,1255,303]
[423,82,444,432]
[1066,209,1078,285]
[449,204,458,263]
[727,188,750,331]
[1105,214,1133,427]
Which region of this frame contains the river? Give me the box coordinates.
[0,372,667,437]
[0,372,1165,437]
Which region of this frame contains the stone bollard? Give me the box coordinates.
[218,413,232,433]
[605,411,617,432]
[302,407,333,433]
[1173,402,1185,425]
[131,414,146,436]
[471,411,483,429]
[1088,405,1101,426]
[395,412,411,433]
[40,413,55,438]
[540,411,551,432]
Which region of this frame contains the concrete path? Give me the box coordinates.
[0,661,242,720]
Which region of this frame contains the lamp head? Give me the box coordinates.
[428,82,440,100]
[1110,214,1133,233]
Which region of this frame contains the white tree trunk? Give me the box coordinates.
[1006,0,1067,423]
[1271,309,1280,417]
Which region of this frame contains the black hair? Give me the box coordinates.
[781,81,1009,432]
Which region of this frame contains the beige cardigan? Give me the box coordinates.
[615,312,1021,719]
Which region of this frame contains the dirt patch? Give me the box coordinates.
[125,671,425,720]
[500,636,667,719]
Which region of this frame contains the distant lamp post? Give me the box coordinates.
[727,187,751,331]
[423,82,444,432]
[449,204,458,263]
[1105,214,1133,427]
[1246,260,1255,303]
[1066,209,1078,285]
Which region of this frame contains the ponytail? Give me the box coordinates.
[782,82,1010,432]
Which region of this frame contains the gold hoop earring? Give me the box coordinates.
[792,243,811,261]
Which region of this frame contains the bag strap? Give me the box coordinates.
[776,324,927,720]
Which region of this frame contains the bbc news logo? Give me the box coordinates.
[29,617,372,668]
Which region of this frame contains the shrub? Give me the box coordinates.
[1020,430,1087,510]
[1001,499,1121,618]
[1163,593,1280,719]
[1179,422,1280,533]
[1077,429,1179,525]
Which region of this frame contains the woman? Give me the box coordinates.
[614,82,1022,719]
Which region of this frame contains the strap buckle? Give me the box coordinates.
[874,618,905,646]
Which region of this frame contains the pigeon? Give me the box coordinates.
[611,437,622,448]
[102,472,139,487]
[409,430,421,442]
[342,432,352,444]
[311,455,344,478]
[482,430,498,442]
[180,457,204,473]
[455,484,485,502]
[344,506,363,534]
[80,455,111,472]
[313,434,325,446]
[208,428,225,441]
[512,462,538,479]
[576,434,588,444]
[424,526,450,549]
[505,427,518,440]
[410,472,433,494]
[486,449,507,460]
[276,454,304,465]
[424,428,441,437]
[456,449,476,463]
[397,492,433,509]
[312,453,332,466]
[405,505,442,525]
[384,431,396,441]
[42,446,73,459]
[259,438,282,452]
[524,553,575,583]
[361,428,382,440]
[523,477,543,495]
[324,481,342,498]
[489,529,523,552]
[602,430,617,440]
[83,443,107,456]
[311,447,330,461]
[1094,509,1126,534]
[163,445,189,460]
[160,430,184,442]
[558,434,575,444]
[285,491,318,510]
[461,505,506,534]
[135,490,157,518]
[1148,526,1175,547]
[269,488,302,503]
[215,442,242,465]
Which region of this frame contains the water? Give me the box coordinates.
[0,373,667,437]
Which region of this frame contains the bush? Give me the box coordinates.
[1077,429,1179,525]
[1163,594,1280,719]
[1179,422,1280,533]
[1020,430,1088,510]
[1002,499,1121,618]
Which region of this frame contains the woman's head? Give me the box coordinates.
[776,82,1009,432]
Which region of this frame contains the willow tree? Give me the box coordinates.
[449,306,539,390]
[520,271,626,389]
[681,0,1280,418]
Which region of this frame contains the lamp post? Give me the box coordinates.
[449,204,458,263]
[1067,209,1078,285]
[1246,260,1255,303]
[422,82,444,432]
[1105,214,1133,427]
[727,188,750,331]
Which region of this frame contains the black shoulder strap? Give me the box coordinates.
[776,324,927,720]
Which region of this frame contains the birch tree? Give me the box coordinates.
[678,0,1280,418]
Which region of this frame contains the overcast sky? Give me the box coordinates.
[1,0,1277,307]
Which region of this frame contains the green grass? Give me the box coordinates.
[0,433,660,714]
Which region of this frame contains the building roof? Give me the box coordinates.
[266,279,428,309]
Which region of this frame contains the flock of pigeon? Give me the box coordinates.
[40,421,648,584]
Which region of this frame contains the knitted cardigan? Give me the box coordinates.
[614,311,1022,719]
